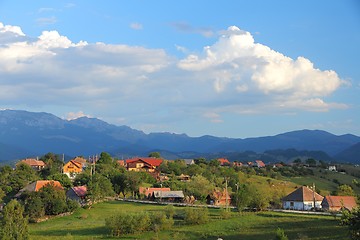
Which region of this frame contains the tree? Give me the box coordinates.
[305,158,317,167]
[87,174,114,203]
[97,152,113,165]
[40,152,64,178]
[148,152,161,158]
[341,207,360,239]
[336,184,355,196]
[0,199,29,240]
[9,163,39,192]
[186,175,215,201]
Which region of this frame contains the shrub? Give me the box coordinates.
[184,207,209,225]
[150,212,174,231]
[219,208,232,219]
[274,228,288,240]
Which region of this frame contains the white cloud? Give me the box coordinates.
[178,26,344,111]
[65,111,91,120]
[0,22,348,133]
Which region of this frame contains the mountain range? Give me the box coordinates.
[0,109,359,164]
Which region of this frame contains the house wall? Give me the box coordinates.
[283,201,322,210]
[63,162,82,173]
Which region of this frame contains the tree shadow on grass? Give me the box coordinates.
[32,226,108,238]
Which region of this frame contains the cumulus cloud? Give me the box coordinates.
[0,22,347,133]
[178,26,344,111]
[65,111,91,120]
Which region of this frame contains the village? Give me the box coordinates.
[2,152,357,215]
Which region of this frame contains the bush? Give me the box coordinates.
[184,207,209,225]
[219,208,232,219]
[149,212,174,231]
[105,212,150,236]
[105,211,175,237]
[274,228,288,240]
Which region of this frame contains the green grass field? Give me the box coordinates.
[29,201,349,240]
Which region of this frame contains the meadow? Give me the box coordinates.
[29,201,349,240]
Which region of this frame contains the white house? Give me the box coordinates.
[282,186,324,211]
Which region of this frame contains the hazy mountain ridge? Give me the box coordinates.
[0,109,359,163]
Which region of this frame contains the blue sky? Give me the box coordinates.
[0,0,359,138]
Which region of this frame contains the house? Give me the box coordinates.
[206,189,231,206]
[232,161,243,167]
[328,165,337,171]
[177,174,191,182]
[139,187,170,199]
[72,157,87,168]
[18,158,46,171]
[321,196,357,212]
[66,186,87,205]
[255,160,265,168]
[152,190,184,202]
[218,158,230,166]
[126,157,163,172]
[15,180,63,197]
[63,160,83,179]
[282,186,323,211]
[183,159,195,165]
[117,160,125,167]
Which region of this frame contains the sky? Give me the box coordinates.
[0,0,359,138]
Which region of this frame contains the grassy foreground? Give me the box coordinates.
[29,201,348,240]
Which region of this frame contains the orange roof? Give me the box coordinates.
[126,157,163,167]
[117,160,125,166]
[323,196,357,210]
[139,187,170,196]
[64,160,82,169]
[15,180,63,198]
[19,158,46,167]
[218,158,230,165]
[255,160,266,167]
[34,180,63,191]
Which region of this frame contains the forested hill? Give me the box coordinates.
[0,109,359,163]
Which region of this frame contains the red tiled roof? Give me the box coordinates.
[282,186,323,202]
[117,160,125,166]
[126,157,163,167]
[19,158,46,167]
[323,196,357,210]
[72,186,87,197]
[34,180,63,191]
[139,187,171,196]
[255,160,266,167]
[218,158,230,165]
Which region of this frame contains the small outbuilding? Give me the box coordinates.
[152,190,184,202]
[321,195,357,212]
[66,186,87,205]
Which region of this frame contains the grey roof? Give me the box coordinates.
[153,190,184,198]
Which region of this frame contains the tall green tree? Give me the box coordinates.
[0,199,29,240]
[97,152,113,165]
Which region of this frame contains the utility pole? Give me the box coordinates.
[225,177,229,211]
[312,182,316,211]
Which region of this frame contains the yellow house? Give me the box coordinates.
[63,160,83,179]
